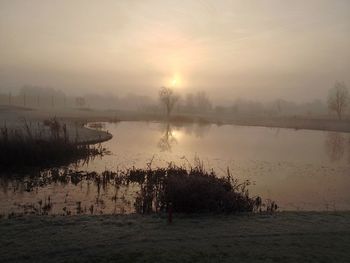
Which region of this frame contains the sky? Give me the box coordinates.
[0,0,349,102]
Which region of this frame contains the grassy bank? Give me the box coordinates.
[1,212,350,262]
[60,108,350,134]
[1,106,350,134]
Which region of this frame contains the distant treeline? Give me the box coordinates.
[0,85,329,117]
[0,85,154,111]
[0,86,71,108]
[144,95,329,118]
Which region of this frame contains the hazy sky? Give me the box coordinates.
[1,0,349,102]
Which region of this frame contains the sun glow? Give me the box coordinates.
[171,78,177,86]
[169,74,182,88]
[171,130,183,140]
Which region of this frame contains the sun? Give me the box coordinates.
[169,74,182,88]
[171,78,177,86]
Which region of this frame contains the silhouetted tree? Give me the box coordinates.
[75,97,86,108]
[184,91,212,113]
[159,87,178,117]
[195,91,212,113]
[215,106,226,115]
[185,93,195,112]
[327,82,349,120]
[19,85,66,108]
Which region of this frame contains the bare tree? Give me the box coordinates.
[195,91,212,113]
[159,87,179,117]
[185,93,195,112]
[327,82,349,120]
[75,97,86,108]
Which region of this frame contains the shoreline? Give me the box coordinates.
[44,109,350,134]
[1,106,349,147]
[1,211,349,262]
[0,107,113,145]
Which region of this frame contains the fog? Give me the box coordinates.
[1,0,350,103]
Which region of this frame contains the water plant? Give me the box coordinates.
[0,118,108,168]
[1,163,275,217]
[130,164,264,214]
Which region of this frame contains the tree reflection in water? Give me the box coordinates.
[158,123,177,152]
[157,122,211,152]
[325,132,346,162]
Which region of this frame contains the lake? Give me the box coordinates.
[1,121,350,215]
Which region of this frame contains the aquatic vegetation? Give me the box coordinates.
[0,118,109,167]
[1,164,276,217]
[130,164,265,214]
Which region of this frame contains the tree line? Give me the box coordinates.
[1,82,348,119]
[159,82,350,119]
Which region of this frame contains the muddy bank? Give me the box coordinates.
[0,212,349,262]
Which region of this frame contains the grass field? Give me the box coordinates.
[1,212,350,262]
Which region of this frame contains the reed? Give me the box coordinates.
[0,118,107,168]
[4,164,275,216]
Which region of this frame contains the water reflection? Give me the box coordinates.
[181,122,211,138]
[157,122,211,152]
[0,169,135,216]
[325,132,346,162]
[1,122,350,215]
[158,123,178,152]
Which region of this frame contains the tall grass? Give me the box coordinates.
[1,162,277,216]
[0,118,107,168]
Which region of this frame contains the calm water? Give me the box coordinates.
[1,121,350,215]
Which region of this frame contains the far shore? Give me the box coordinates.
[1,105,350,143]
[1,212,349,262]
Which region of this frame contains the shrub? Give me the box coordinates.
[130,165,263,214]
